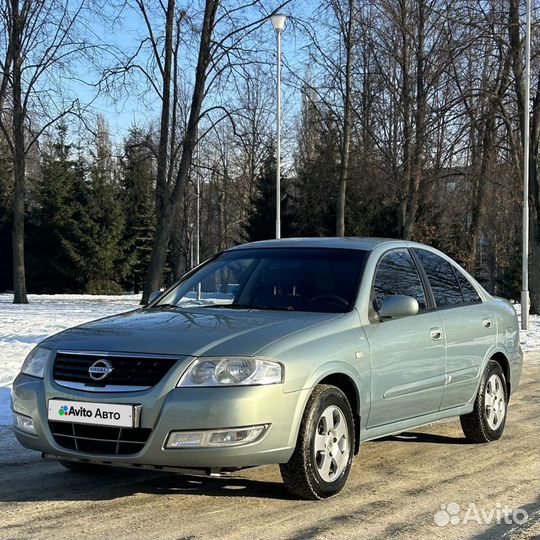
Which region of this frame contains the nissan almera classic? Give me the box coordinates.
[12,238,522,499]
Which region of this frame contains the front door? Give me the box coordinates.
[364,249,446,428]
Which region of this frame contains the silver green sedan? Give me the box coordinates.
[11,238,523,499]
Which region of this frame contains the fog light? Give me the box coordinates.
[165,425,268,448]
[13,412,37,435]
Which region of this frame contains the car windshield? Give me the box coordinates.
[154,248,368,313]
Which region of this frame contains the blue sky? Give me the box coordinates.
[68,1,313,145]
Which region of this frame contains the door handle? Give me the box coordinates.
[482,318,492,329]
[430,327,443,341]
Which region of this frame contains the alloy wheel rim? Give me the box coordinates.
[313,405,350,482]
[485,374,506,430]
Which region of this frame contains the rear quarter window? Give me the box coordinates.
[413,249,464,307]
[455,270,482,304]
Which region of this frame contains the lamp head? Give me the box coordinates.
[270,13,287,33]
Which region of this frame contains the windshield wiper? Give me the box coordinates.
[206,303,298,311]
[257,305,296,311]
[154,302,298,311]
[199,303,259,309]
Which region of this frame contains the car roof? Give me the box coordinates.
[227,237,409,252]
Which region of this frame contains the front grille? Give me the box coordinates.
[53,352,179,389]
[49,421,152,455]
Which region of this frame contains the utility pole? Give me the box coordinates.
[522,0,531,330]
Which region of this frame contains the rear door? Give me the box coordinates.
[412,249,497,410]
[364,249,446,428]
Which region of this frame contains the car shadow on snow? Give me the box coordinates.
[3,464,294,502]
[375,431,472,445]
[65,468,292,501]
[1,435,293,502]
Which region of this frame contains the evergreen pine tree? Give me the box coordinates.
[244,150,292,242]
[81,117,126,293]
[120,127,156,293]
[290,91,340,237]
[28,123,86,292]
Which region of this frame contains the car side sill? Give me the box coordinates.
[360,404,474,442]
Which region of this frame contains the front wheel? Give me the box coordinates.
[460,360,508,443]
[280,384,355,500]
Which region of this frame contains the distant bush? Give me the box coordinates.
[86,279,124,295]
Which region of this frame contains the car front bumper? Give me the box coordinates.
[11,373,310,469]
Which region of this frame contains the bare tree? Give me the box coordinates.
[141,0,219,304]
[0,0,95,303]
[334,0,355,236]
[109,0,290,303]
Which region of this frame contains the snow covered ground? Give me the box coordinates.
[0,293,538,425]
[515,303,540,354]
[0,294,141,424]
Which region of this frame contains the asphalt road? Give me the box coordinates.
[1,353,538,540]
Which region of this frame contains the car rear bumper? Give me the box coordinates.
[11,373,310,468]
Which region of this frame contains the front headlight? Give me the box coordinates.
[20,346,51,378]
[177,357,283,387]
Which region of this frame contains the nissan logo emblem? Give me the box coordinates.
[88,359,114,381]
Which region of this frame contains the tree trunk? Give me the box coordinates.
[12,161,27,304]
[529,116,540,313]
[140,0,175,303]
[398,0,413,239]
[530,167,540,313]
[144,206,174,296]
[403,0,426,240]
[11,0,27,304]
[141,0,219,304]
[467,124,493,271]
[336,0,354,237]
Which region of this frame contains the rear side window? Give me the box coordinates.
[372,250,426,310]
[455,270,482,303]
[413,249,463,307]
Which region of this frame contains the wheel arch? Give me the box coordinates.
[489,351,511,398]
[317,372,361,455]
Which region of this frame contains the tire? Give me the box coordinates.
[280,384,355,500]
[460,360,508,443]
[59,460,109,474]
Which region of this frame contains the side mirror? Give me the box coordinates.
[148,290,162,304]
[378,295,419,320]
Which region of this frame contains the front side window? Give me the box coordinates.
[372,250,427,312]
[155,248,368,313]
[413,249,464,307]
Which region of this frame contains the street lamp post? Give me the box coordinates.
[270,14,286,239]
[522,0,531,330]
[194,127,201,300]
[195,151,200,270]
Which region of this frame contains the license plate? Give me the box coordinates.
[48,399,137,428]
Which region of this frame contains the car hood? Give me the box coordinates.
[41,307,343,357]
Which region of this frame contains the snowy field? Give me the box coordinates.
[0,293,538,425]
[0,294,141,424]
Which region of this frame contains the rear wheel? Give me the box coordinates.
[280,384,355,500]
[460,360,508,443]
